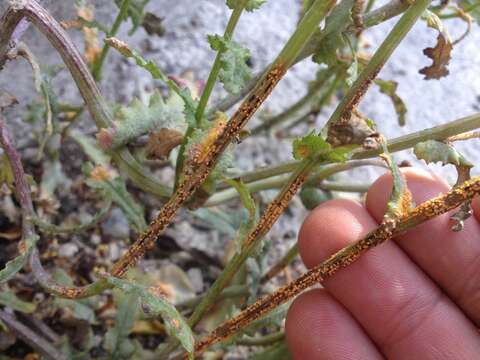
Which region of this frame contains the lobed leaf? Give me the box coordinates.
[292,131,354,161]
[208,34,252,95]
[419,11,453,79]
[114,0,150,35]
[414,140,473,167]
[106,37,197,127]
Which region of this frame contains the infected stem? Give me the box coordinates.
[191,177,480,356]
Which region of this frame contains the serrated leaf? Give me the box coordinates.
[419,11,453,80]
[414,140,473,167]
[104,290,141,360]
[293,131,355,161]
[99,90,185,149]
[0,290,36,313]
[375,79,407,126]
[106,277,194,359]
[208,34,252,94]
[312,0,355,65]
[292,131,330,160]
[106,37,197,127]
[226,0,267,11]
[0,235,39,283]
[114,0,150,35]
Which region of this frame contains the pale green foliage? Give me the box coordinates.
[104,290,141,359]
[106,276,195,359]
[312,0,355,65]
[0,289,36,313]
[226,0,267,12]
[114,0,150,34]
[208,34,252,94]
[414,140,473,167]
[107,91,185,148]
[106,37,197,126]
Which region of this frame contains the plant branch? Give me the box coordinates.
[0,0,172,198]
[191,176,480,356]
[91,0,130,81]
[0,310,67,360]
[110,0,336,278]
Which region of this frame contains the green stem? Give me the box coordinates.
[195,4,245,122]
[206,160,383,206]
[91,0,130,81]
[236,331,285,346]
[174,3,245,189]
[323,0,429,133]
[250,70,333,135]
[320,181,371,192]
[178,285,249,310]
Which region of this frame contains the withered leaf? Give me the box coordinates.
[419,34,452,80]
[145,128,183,159]
[326,109,378,147]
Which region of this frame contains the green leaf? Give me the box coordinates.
[226,0,267,11]
[0,235,39,283]
[104,290,140,360]
[292,131,355,161]
[208,34,252,94]
[292,131,330,160]
[0,290,36,313]
[312,0,355,65]
[106,276,195,360]
[106,37,197,127]
[99,90,185,149]
[114,0,150,35]
[414,140,473,167]
[299,186,332,210]
[375,79,407,126]
[69,129,111,166]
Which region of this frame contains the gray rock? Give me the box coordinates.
[101,207,130,239]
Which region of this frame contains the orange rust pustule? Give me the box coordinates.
[188,177,480,357]
[111,64,287,277]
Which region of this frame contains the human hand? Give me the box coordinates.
[285,168,480,359]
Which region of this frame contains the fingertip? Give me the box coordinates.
[286,289,382,360]
[298,199,377,269]
[366,167,449,222]
[471,196,480,222]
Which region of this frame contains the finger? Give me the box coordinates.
[471,196,480,222]
[286,289,383,360]
[366,168,480,325]
[298,199,480,359]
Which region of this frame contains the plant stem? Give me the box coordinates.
[236,331,285,346]
[111,0,336,278]
[206,159,384,206]
[174,2,246,188]
[250,70,333,135]
[0,0,172,198]
[195,3,245,122]
[262,243,299,282]
[323,0,427,133]
[91,0,130,81]
[320,181,371,192]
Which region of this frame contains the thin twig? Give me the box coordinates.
[0,310,67,360]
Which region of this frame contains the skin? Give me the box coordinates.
[285,168,480,359]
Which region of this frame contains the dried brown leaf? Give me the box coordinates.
[145,128,183,160]
[419,34,452,79]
